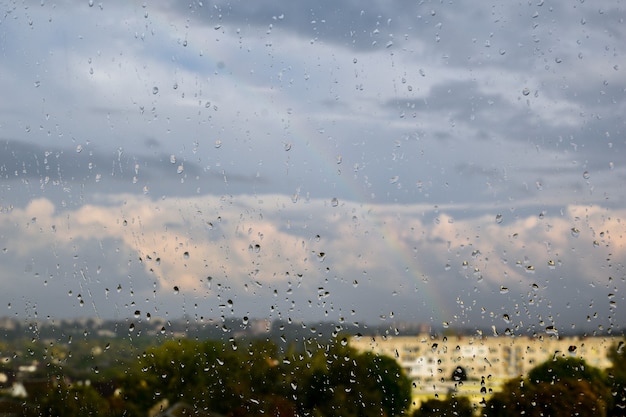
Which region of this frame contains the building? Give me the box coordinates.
[350,333,622,406]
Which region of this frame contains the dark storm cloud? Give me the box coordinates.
[0,140,266,203]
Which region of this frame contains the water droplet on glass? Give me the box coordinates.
[571,227,580,237]
[214,140,222,148]
[183,251,189,259]
[331,197,339,207]
[152,86,159,95]
[545,326,558,336]
[547,260,556,269]
[173,286,179,294]
[170,155,176,164]
[582,171,590,179]
[284,143,292,151]
[134,310,140,318]
[76,145,83,153]
[500,286,509,294]
[522,88,530,96]
[495,214,503,224]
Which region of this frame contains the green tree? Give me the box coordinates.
[485,357,611,417]
[607,339,626,417]
[294,338,412,417]
[34,382,112,417]
[413,396,473,417]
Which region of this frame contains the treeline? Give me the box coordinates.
[3,337,625,417]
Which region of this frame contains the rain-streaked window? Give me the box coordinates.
[0,1,624,416]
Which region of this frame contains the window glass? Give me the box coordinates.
[0,1,624,415]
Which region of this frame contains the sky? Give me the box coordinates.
[0,0,624,334]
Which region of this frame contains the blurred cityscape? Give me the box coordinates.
[0,315,623,416]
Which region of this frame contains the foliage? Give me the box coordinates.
[413,396,474,417]
[116,336,412,417]
[32,382,113,417]
[485,357,612,417]
[607,339,626,417]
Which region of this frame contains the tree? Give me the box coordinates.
[413,396,473,417]
[606,339,626,417]
[485,357,611,417]
[34,382,112,417]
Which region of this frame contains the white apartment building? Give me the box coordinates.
[350,333,622,403]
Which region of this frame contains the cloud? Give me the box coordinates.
[1,192,623,328]
[0,1,624,331]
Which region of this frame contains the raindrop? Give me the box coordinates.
[571,227,580,237]
[547,260,556,269]
[522,88,530,96]
[545,326,558,336]
[500,286,509,294]
[284,143,292,151]
[160,326,166,334]
[495,214,503,224]
[129,323,135,332]
[177,165,184,174]
[76,145,83,153]
[331,197,339,207]
[173,286,179,294]
[582,171,590,179]
[214,140,222,148]
[134,310,140,318]
[152,86,159,95]
[170,155,176,164]
[183,251,190,259]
